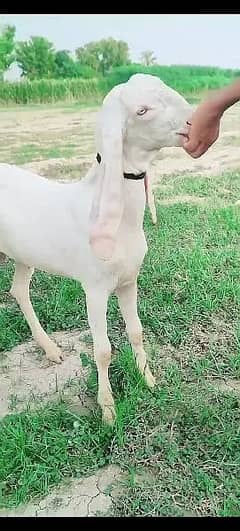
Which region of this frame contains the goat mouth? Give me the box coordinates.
[176,121,191,141]
[176,132,189,139]
[176,132,189,142]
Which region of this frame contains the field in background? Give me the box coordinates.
[0,96,240,515]
[0,64,239,104]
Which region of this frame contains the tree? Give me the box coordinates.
[16,36,56,79]
[54,50,96,79]
[0,25,16,79]
[76,37,130,76]
[54,49,77,78]
[140,50,157,67]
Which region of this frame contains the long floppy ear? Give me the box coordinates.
[89,87,126,261]
[144,175,157,225]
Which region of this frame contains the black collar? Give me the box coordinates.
[96,153,146,180]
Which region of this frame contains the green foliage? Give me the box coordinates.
[54,50,76,78]
[105,63,238,94]
[53,50,96,79]
[0,25,15,78]
[0,77,101,104]
[0,63,238,105]
[16,36,56,80]
[76,37,130,76]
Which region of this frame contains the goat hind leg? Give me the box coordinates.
[116,281,155,388]
[10,263,63,363]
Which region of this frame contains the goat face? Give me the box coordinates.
[121,73,192,153]
[90,74,192,261]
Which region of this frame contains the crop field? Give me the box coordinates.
[0,64,239,105]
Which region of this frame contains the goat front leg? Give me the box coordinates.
[86,289,115,425]
[116,281,155,388]
[10,263,63,363]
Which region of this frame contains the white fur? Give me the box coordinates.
[0,74,191,423]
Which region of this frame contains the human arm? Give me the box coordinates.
[183,80,240,158]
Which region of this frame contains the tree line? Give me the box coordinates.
[0,24,156,81]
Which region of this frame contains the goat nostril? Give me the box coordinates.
[186,120,192,126]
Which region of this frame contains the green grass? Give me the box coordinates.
[1,169,240,515]
[0,100,100,113]
[0,63,238,105]
[0,350,240,515]
[2,143,76,165]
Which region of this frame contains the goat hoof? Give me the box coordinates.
[46,347,64,364]
[144,365,156,388]
[102,405,116,426]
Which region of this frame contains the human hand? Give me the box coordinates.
[183,101,221,158]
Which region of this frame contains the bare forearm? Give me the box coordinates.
[183,79,240,158]
[209,80,240,116]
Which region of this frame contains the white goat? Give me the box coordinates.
[0,74,191,424]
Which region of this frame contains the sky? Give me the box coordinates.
[1,14,240,70]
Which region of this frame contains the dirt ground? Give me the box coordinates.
[0,100,240,517]
[0,101,239,182]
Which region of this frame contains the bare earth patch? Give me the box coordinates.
[212,379,240,396]
[151,313,236,377]
[0,329,94,418]
[0,329,125,516]
[0,465,123,517]
[0,102,240,182]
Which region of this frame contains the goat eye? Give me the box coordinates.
[137,107,147,116]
